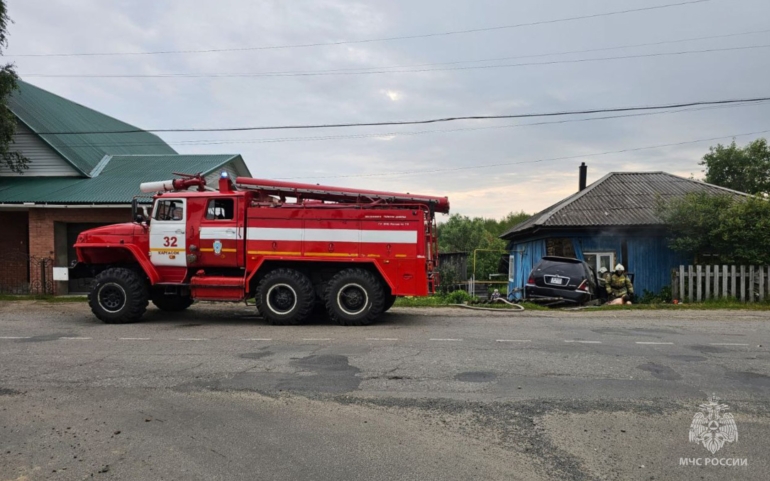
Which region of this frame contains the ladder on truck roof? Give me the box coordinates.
[235,177,450,214]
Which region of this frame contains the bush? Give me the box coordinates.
[446,290,473,304]
[637,286,673,304]
[436,263,458,295]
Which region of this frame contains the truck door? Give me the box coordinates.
[149,198,187,267]
[197,197,241,268]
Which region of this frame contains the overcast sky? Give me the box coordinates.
[6,0,769,219]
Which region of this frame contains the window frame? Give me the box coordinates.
[152,198,186,223]
[584,251,615,274]
[205,198,235,221]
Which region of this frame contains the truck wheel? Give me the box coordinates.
[325,268,384,326]
[383,294,397,312]
[151,292,193,312]
[256,268,315,325]
[88,268,148,324]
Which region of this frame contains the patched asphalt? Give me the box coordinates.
[1,301,769,480]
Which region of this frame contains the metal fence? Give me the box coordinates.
[672,265,770,303]
[464,280,508,298]
[0,250,54,295]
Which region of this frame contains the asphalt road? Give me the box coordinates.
[1,302,769,480]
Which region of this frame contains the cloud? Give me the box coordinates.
[7,0,770,219]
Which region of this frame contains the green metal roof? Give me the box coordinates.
[8,81,177,176]
[0,154,241,204]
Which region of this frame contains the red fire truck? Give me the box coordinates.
[73,173,449,326]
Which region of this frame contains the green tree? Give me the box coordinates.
[437,211,529,281]
[0,1,24,173]
[700,138,770,195]
[657,192,770,265]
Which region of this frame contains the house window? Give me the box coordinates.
[584,252,615,274]
[546,238,576,258]
[206,198,234,220]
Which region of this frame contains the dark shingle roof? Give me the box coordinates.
[501,172,749,239]
[0,155,241,204]
[8,81,177,176]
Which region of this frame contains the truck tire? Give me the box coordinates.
[151,292,193,312]
[256,268,315,325]
[383,294,397,312]
[88,267,149,324]
[325,268,384,326]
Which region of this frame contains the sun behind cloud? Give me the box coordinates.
[381,89,402,102]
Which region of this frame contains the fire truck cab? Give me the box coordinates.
[74,173,449,326]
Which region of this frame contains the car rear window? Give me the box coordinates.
[533,259,588,287]
[536,259,585,278]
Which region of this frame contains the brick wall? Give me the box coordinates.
[28,208,131,260]
[1,207,137,294]
[0,211,30,292]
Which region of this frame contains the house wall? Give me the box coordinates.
[28,208,129,260]
[0,121,81,176]
[573,235,691,295]
[508,233,691,299]
[508,238,547,299]
[0,207,132,294]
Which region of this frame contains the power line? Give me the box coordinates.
[71,27,770,76]
[16,97,770,135]
[276,129,770,180]
[7,0,711,58]
[41,102,770,148]
[201,27,770,74]
[25,43,770,79]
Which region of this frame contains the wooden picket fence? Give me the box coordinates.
[671,265,770,303]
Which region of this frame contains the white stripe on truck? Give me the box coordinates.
[246,227,416,244]
[199,227,240,239]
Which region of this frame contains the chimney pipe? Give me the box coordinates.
[578,162,587,191]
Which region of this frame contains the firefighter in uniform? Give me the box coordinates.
[598,267,610,285]
[606,264,634,305]
[597,267,610,302]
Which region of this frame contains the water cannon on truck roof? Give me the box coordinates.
[74,173,449,326]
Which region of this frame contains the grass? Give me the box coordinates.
[584,298,770,311]
[394,295,770,311]
[0,294,87,302]
[393,296,453,307]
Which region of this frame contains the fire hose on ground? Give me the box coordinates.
[451,298,525,311]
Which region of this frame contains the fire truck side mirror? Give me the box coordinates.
[132,198,146,224]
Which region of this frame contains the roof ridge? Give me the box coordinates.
[656,171,752,197]
[88,155,113,177]
[108,154,238,158]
